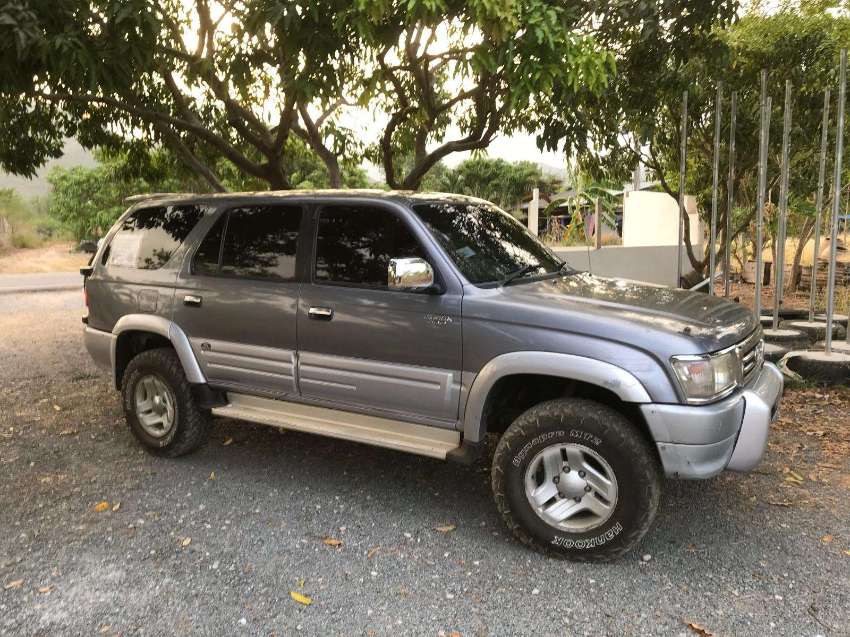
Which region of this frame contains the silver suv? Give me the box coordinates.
[82,190,782,561]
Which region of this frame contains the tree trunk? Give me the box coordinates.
[789,216,816,292]
[325,155,342,189]
[265,163,290,190]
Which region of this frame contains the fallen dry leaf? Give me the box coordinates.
[290,591,312,606]
[58,429,78,436]
[52,404,61,411]
[821,535,834,544]
[222,437,233,446]
[843,549,850,556]
[93,501,110,513]
[181,537,192,547]
[208,471,216,481]
[38,585,54,594]
[111,502,121,512]
[367,547,380,559]
[765,499,794,507]
[434,524,456,533]
[685,620,714,636]
[4,579,23,590]
[322,537,342,547]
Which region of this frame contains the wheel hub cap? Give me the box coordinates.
[524,443,618,533]
[134,374,176,438]
[558,471,588,500]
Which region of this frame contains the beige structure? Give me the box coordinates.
[622,190,702,249]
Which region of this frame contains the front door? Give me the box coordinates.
[172,203,305,397]
[297,203,463,427]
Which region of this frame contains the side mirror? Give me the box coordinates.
[388,257,436,291]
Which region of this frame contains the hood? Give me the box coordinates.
[464,272,759,355]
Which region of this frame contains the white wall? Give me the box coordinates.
[554,245,688,288]
[622,191,702,249]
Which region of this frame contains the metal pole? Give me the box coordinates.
[709,82,723,296]
[754,71,770,320]
[724,91,737,297]
[826,49,847,354]
[809,88,831,322]
[677,91,688,287]
[772,80,793,329]
[594,197,602,250]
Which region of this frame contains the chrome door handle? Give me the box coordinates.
[308,306,334,320]
[183,294,203,307]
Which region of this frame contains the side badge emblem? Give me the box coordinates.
[425,314,452,327]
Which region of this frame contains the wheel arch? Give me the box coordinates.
[461,352,652,443]
[112,314,205,389]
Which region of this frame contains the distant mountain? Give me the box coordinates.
[0,140,98,199]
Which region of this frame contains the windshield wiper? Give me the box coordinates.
[501,264,543,286]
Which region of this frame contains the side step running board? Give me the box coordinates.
[212,393,461,460]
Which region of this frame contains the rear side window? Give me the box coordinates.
[106,205,207,270]
[192,205,302,281]
[314,205,425,288]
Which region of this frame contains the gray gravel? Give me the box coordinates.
[1,290,848,636]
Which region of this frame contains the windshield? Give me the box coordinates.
[412,201,563,285]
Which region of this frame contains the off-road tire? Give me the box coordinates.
[492,398,662,562]
[121,348,211,457]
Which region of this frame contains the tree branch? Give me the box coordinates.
[295,103,342,188]
[155,124,226,192]
[28,89,267,179]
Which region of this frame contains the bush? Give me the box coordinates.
[0,189,66,250]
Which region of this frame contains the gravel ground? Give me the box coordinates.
[1,290,849,637]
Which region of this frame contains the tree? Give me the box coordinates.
[426,157,550,210]
[544,4,850,279]
[47,141,364,240]
[0,1,731,192]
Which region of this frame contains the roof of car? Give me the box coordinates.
[125,189,489,207]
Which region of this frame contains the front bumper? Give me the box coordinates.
[641,363,783,479]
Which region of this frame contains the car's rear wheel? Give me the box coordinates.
[491,398,661,562]
[121,348,211,457]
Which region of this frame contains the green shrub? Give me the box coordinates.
[0,189,66,250]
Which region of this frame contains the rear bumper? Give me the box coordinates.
[641,363,783,479]
[84,326,115,372]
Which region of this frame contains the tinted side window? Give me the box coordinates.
[216,205,302,280]
[192,214,226,276]
[315,206,425,287]
[107,205,206,270]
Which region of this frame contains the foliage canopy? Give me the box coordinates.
[0,0,731,192]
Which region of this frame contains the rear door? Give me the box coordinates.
[172,203,306,397]
[296,202,463,427]
[86,204,209,332]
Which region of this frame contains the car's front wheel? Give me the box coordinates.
[121,348,211,457]
[491,398,661,562]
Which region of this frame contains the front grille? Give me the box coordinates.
[738,330,764,384]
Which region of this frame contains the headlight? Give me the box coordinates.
[671,349,741,402]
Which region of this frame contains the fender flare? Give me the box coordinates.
[461,351,652,442]
[112,314,206,385]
